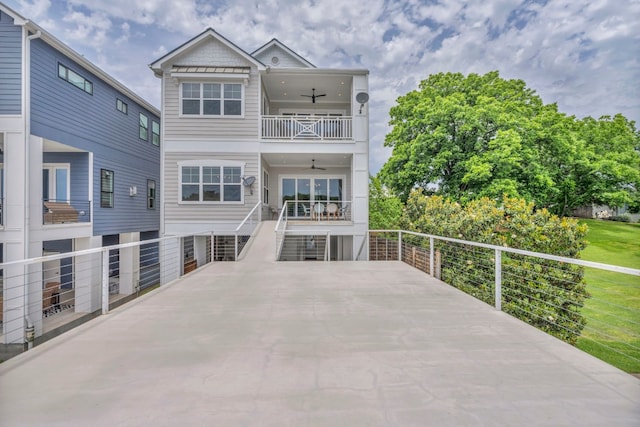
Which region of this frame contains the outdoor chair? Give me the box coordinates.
[313,203,325,220]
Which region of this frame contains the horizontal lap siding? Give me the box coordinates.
[0,11,22,114]
[163,69,259,139]
[29,39,160,235]
[164,152,259,222]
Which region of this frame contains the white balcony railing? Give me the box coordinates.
[261,115,353,141]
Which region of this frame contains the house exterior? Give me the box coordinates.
[0,3,160,345]
[150,29,369,263]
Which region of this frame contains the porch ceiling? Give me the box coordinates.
[262,72,353,105]
[43,138,86,153]
[262,153,352,168]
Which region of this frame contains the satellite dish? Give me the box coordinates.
[242,176,256,186]
[356,92,369,104]
[356,92,369,113]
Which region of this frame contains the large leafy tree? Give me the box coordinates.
[378,71,640,215]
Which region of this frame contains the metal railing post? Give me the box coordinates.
[429,237,434,276]
[210,232,215,263]
[398,231,402,261]
[495,249,502,311]
[101,248,109,314]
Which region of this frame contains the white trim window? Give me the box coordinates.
[43,163,71,203]
[181,82,243,116]
[179,161,243,203]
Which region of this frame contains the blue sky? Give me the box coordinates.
[6,0,640,173]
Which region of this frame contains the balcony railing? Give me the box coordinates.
[42,199,91,225]
[261,115,353,141]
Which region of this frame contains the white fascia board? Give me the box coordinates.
[171,72,249,80]
[265,67,369,76]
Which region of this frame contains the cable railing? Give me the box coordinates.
[369,230,640,372]
[0,205,263,361]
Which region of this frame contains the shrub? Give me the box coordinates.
[609,214,631,222]
[401,190,589,344]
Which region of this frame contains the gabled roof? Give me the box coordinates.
[149,28,266,75]
[0,2,159,115]
[251,38,316,68]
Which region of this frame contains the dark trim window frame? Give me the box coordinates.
[58,63,93,95]
[116,98,128,114]
[263,170,269,204]
[139,113,148,141]
[181,82,243,117]
[147,179,156,209]
[100,169,114,208]
[152,121,160,146]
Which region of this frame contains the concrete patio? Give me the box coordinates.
[1,223,639,426]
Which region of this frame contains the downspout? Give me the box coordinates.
[24,27,42,349]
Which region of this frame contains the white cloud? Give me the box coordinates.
[4,0,639,173]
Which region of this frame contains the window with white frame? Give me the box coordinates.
[43,164,71,202]
[181,83,242,116]
[180,163,243,203]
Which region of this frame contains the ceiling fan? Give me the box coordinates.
[301,88,326,103]
[308,159,326,170]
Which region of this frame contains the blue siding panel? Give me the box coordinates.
[0,11,22,114]
[29,39,160,236]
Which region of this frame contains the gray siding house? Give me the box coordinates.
[0,2,160,345]
[150,30,369,265]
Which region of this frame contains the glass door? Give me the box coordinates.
[282,177,343,218]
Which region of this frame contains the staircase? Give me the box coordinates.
[279,234,327,261]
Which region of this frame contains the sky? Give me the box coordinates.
[5,0,640,173]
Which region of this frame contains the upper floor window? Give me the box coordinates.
[179,163,242,203]
[139,113,148,140]
[100,169,114,208]
[58,63,93,95]
[116,98,128,114]
[181,83,243,116]
[152,121,160,146]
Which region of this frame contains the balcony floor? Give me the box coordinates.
[1,224,639,426]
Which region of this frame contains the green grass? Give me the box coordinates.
[576,219,640,373]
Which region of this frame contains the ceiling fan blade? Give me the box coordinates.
[300,94,312,97]
[316,94,327,97]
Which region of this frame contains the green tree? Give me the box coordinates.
[379,71,640,215]
[400,190,589,344]
[369,176,403,229]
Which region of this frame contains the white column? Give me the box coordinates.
[74,236,102,313]
[159,236,180,285]
[119,232,140,295]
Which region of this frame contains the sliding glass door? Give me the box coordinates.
[281,177,343,218]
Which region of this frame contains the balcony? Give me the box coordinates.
[261,115,353,141]
[42,199,91,225]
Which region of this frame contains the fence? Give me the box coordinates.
[369,230,640,372]
[0,204,261,361]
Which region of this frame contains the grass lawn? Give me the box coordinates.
[576,219,640,373]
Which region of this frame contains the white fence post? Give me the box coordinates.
[398,231,402,261]
[495,249,502,311]
[101,248,109,314]
[429,237,434,277]
[234,234,239,261]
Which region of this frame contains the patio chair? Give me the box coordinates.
[313,202,325,220]
[301,204,311,218]
[339,204,350,220]
[326,202,338,219]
